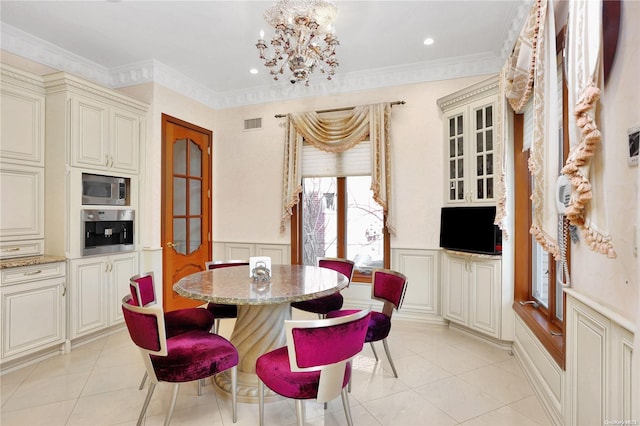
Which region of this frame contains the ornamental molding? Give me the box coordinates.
[437,75,500,112]
[2,9,526,110]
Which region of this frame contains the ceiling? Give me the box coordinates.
[0,1,530,108]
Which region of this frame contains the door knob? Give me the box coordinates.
[166,242,176,248]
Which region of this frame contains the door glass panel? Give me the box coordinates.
[486,129,493,150]
[477,155,484,175]
[449,160,455,179]
[487,154,493,174]
[476,133,483,153]
[457,137,464,155]
[190,218,201,251]
[173,218,187,255]
[487,178,494,198]
[457,116,463,133]
[449,118,455,137]
[449,139,455,157]
[476,109,483,129]
[174,139,186,174]
[190,179,201,215]
[173,177,186,215]
[457,159,464,177]
[457,181,464,200]
[477,179,484,199]
[189,140,202,177]
[486,106,493,127]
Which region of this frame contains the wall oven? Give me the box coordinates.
[82,209,134,256]
[82,173,129,206]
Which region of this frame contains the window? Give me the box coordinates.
[513,29,568,368]
[291,141,390,282]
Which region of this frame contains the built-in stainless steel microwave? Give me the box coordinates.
[82,173,129,206]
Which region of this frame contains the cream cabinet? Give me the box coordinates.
[0,261,66,362]
[68,252,138,339]
[438,75,499,206]
[1,64,45,166]
[44,71,146,175]
[0,65,46,257]
[441,251,503,339]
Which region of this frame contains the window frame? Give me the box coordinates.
[512,27,569,369]
[290,176,390,284]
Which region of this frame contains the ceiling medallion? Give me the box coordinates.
[256,0,339,86]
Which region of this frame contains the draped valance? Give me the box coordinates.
[280,103,394,234]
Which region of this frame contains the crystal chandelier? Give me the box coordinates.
[256,0,340,86]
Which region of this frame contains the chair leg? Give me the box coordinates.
[137,382,156,426]
[138,371,148,390]
[382,338,398,378]
[164,383,180,426]
[258,379,265,426]
[369,341,379,361]
[231,366,238,423]
[295,399,304,426]
[341,387,354,426]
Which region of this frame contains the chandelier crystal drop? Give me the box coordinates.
[256,0,340,86]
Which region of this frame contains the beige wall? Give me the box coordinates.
[212,76,487,246]
[565,0,639,322]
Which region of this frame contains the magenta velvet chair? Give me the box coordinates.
[204,260,249,333]
[122,295,239,426]
[256,308,371,426]
[130,272,214,391]
[290,258,355,318]
[327,268,408,378]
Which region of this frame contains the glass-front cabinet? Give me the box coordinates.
[439,75,498,205]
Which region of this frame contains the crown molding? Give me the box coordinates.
[2,16,523,110]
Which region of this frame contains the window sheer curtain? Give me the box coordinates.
[280,103,394,234]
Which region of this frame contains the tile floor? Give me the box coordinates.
[1,314,551,426]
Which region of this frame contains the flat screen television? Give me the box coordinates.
[439,206,502,255]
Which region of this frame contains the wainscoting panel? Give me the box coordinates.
[513,316,563,425]
[213,242,289,264]
[341,248,443,324]
[564,289,635,426]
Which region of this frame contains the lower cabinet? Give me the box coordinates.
[0,261,66,362]
[68,252,138,339]
[442,251,502,339]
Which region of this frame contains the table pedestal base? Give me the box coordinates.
[213,303,290,403]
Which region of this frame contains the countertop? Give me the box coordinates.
[0,255,67,269]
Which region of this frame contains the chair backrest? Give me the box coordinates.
[122,295,167,356]
[205,260,249,270]
[318,257,355,285]
[285,308,371,402]
[129,272,157,307]
[371,269,408,317]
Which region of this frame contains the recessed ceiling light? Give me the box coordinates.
[249,68,259,75]
[423,38,435,46]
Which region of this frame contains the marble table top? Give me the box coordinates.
[173,264,349,305]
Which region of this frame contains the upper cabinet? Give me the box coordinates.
[0,65,46,257]
[44,72,146,174]
[438,75,499,206]
[1,65,45,167]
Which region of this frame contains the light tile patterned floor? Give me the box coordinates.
[1,314,552,426]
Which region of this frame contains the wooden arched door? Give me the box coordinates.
[161,114,212,311]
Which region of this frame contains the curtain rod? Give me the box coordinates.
[274,100,406,118]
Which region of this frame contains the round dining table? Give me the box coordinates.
[173,263,349,403]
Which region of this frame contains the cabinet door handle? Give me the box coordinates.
[24,269,42,276]
[62,285,67,297]
[166,242,176,248]
[105,154,110,167]
[3,247,20,252]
